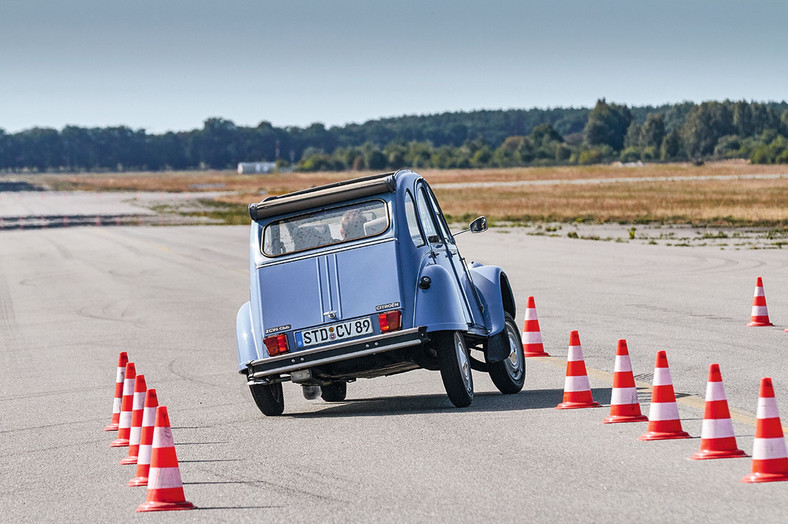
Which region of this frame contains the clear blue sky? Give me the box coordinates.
[1,0,786,133]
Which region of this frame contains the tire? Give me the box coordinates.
[435,331,474,407]
[487,313,526,394]
[249,382,285,416]
[321,382,347,402]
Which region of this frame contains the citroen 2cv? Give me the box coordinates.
[235,170,525,415]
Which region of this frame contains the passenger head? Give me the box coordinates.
[339,209,367,240]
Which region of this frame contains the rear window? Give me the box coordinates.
[262,200,389,257]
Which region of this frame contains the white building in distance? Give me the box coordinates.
[237,161,277,174]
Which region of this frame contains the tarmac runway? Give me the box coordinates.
[1,225,787,522]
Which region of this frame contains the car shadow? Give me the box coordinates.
[286,387,612,419]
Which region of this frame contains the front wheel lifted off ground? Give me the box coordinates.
[487,313,526,394]
[435,331,474,407]
[249,382,285,416]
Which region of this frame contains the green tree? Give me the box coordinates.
[583,99,632,151]
[493,136,526,167]
[680,102,734,159]
[384,142,407,169]
[713,135,743,159]
[624,122,641,149]
[640,114,665,150]
[660,129,683,160]
[404,141,433,168]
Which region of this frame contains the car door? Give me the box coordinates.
[414,183,481,330]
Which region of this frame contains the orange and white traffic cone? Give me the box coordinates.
[691,364,746,460]
[741,378,788,483]
[121,374,147,465]
[640,351,690,441]
[522,296,550,357]
[136,406,195,512]
[747,277,774,327]
[556,331,600,409]
[129,389,159,486]
[111,362,136,447]
[105,351,128,431]
[603,339,647,424]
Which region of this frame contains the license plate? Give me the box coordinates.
[295,317,374,348]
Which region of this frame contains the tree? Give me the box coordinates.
[384,143,407,170]
[680,102,734,159]
[195,118,238,169]
[583,99,632,151]
[529,123,563,145]
[660,129,683,161]
[640,114,665,150]
[624,122,641,149]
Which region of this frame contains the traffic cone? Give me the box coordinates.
[522,296,550,357]
[121,374,147,465]
[128,389,159,486]
[105,351,128,431]
[136,406,195,512]
[640,351,690,441]
[603,339,648,424]
[747,277,774,327]
[556,331,600,409]
[111,362,136,447]
[741,378,788,483]
[691,364,746,460]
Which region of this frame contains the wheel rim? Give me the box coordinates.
[454,332,472,391]
[504,323,524,381]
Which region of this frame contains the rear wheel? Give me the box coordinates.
[249,382,285,416]
[321,382,347,402]
[435,331,473,407]
[487,313,526,394]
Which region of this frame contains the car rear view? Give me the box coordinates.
[236,173,428,415]
[235,170,524,416]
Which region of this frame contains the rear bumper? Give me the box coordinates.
[246,327,427,382]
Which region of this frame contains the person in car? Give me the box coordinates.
[339,209,368,240]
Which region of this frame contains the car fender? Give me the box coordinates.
[468,265,515,338]
[414,264,468,332]
[236,301,259,372]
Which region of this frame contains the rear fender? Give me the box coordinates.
[414,264,467,332]
[236,302,259,372]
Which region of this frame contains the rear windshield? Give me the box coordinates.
[262,200,389,257]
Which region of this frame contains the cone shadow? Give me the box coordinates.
[195,506,283,510]
[179,459,242,463]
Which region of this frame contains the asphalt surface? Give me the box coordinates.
[1,225,787,522]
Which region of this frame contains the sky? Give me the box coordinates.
[1,0,787,134]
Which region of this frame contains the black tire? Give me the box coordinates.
[249,382,285,416]
[487,313,526,394]
[320,382,347,402]
[435,331,474,407]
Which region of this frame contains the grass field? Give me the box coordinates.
[19,161,788,229]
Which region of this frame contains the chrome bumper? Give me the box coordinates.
[246,327,426,382]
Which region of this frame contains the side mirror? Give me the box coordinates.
[469,216,488,234]
[454,216,488,236]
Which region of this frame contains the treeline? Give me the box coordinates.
[2,99,788,173]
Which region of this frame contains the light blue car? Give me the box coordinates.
[236,170,525,415]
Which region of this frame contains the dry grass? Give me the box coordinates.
[434,179,788,226]
[21,161,788,228]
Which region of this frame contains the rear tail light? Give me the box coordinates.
[378,310,402,333]
[264,333,289,356]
